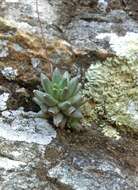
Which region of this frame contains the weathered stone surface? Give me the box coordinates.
[0,109,58,189]
[47,131,137,190]
[0,17,75,84]
[0,0,98,34]
[0,0,59,36]
[64,10,138,67]
[48,158,131,190]
[0,113,137,190]
[65,9,138,51]
[0,109,56,145]
[0,1,137,190]
[1,0,138,67]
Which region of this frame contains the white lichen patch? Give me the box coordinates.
[0,110,56,145]
[0,93,9,111]
[0,157,26,170]
[127,101,138,121]
[1,67,18,80]
[96,32,138,59]
[102,126,121,140]
[98,0,108,11]
[31,58,41,68]
[13,43,24,52]
[0,40,9,58]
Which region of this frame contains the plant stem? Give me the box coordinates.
[35,0,53,77]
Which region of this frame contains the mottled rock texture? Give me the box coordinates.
[0,17,75,84]
[0,1,137,190]
[0,111,137,189]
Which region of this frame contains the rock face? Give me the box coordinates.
[0,0,98,35]
[0,17,75,83]
[0,109,57,189]
[0,114,137,189]
[0,109,56,145]
[65,9,138,62]
[0,0,138,66]
[96,32,138,59]
[0,1,137,190]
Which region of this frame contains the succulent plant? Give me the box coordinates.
[33,68,84,128]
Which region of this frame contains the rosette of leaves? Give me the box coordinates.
[33,68,84,128]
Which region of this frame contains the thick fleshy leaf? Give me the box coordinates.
[52,68,61,83]
[73,83,82,95]
[33,97,43,107]
[68,118,80,128]
[59,78,68,89]
[69,94,83,107]
[71,109,83,119]
[53,113,64,127]
[48,106,59,115]
[33,97,48,112]
[40,73,52,94]
[44,93,58,106]
[58,101,71,111]
[68,76,79,97]
[59,117,67,129]
[52,87,59,100]
[58,89,65,100]
[64,106,76,116]
[60,87,70,100]
[34,90,46,103]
